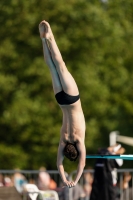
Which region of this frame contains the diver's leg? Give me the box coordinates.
[40,37,62,94]
[39,21,79,96]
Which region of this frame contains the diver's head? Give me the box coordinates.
[64,143,79,161]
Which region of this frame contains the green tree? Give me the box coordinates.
[0,0,133,170]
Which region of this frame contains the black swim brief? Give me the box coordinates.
[55,90,80,105]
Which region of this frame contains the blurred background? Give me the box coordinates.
[0,0,133,173]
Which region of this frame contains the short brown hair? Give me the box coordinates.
[64,143,79,161]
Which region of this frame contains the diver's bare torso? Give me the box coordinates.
[59,99,86,144]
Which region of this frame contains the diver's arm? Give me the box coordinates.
[57,141,67,183]
[74,141,86,184]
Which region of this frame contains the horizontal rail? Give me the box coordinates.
[0,170,60,174]
[0,170,68,177]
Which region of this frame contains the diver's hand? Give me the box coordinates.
[63,180,76,188]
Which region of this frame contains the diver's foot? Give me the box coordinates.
[39,20,53,40]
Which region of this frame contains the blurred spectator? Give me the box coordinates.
[72,183,86,200]
[0,174,5,187]
[59,183,85,200]
[37,167,57,190]
[12,170,28,193]
[108,144,125,199]
[4,176,13,187]
[28,178,36,184]
[120,172,132,200]
[83,170,93,199]
[49,178,57,190]
[122,172,131,190]
[90,144,124,200]
[0,174,13,187]
[108,144,125,186]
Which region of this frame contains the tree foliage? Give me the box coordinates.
[0,0,133,170]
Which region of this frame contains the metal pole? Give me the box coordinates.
[86,155,133,160]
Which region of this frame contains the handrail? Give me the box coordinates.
[0,168,133,175]
[0,169,68,176]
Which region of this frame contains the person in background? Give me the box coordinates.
[90,144,125,200]
[0,174,5,187]
[122,172,132,190]
[4,176,13,187]
[12,170,28,193]
[107,144,125,200]
[37,167,57,190]
[60,183,86,200]
[120,172,132,200]
[83,169,93,199]
[108,144,125,186]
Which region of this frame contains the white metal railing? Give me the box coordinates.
[0,169,133,200]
